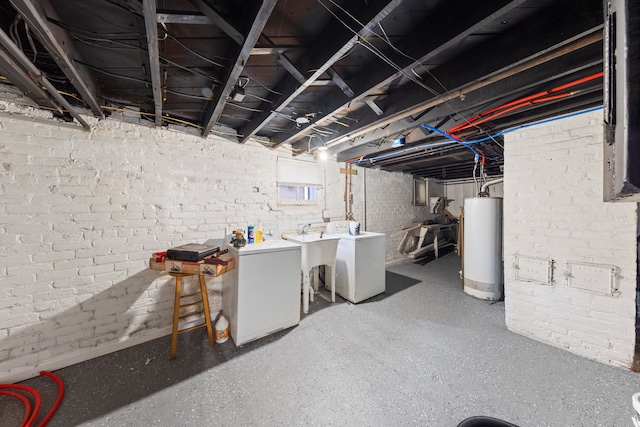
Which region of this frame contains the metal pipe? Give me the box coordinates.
[480,177,504,193]
[0,26,91,129]
[362,167,367,231]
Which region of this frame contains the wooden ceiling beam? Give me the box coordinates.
[142,0,163,127]
[333,51,603,162]
[201,0,277,137]
[238,0,404,144]
[0,26,90,128]
[156,11,211,25]
[189,0,245,46]
[277,0,531,148]
[0,47,59,110]
[320,26,604,152]
[10,0,104,117]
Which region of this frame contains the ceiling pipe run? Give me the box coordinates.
[480,177,504,193]
[326,27,604,149]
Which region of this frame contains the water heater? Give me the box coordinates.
[463,197,503,300]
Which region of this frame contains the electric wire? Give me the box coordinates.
[77,62,219,101]
[24,21,38,63]
[48,17,227,69]
[315,0,469,130]
[72,34,220,83]
[227,102,264,112]
[158,28,227,68]
[250,76,282,95]
[245,91,273,103]
[321,0,463,110]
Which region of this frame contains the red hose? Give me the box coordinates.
[0,389,32,427]
[0,371,64,427]
[0,384,41,427]
[37,371,64,427]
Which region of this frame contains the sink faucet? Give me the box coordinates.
[299,224,311,235]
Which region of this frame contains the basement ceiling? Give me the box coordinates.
[0,0,604,180]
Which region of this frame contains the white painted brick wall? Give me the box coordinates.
[0,102,422,381]
[346,166,432,262]
[503,109,637,368]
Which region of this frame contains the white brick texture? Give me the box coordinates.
[503,109,637,369]
[0,103,421,381]
[346,167,432,262]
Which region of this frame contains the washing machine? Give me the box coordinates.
[326,221,386,303]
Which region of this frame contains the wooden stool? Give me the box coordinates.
[169,272,214,360]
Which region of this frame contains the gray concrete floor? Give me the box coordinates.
[2,253,639,426]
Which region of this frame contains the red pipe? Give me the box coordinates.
[473,90,548,118]
[455,101,531,131]
[448,71,603,135]
[447,114,481,134]
[452,92,572,134]
[0,390,32,427]
[549,71,603,93]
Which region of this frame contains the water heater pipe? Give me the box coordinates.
[480,177,504,193]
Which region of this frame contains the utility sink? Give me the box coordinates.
[282,233,340,267]
[282,232,331,243]
[282,233,340,313]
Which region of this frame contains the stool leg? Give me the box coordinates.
[198,275,214,346]
[170,276,183,360]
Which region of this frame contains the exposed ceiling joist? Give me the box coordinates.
[320,18,604,153]
[201,0,277,137]
[156,11,211,25]
[9,0,104,117]
[365,99,384,116]
[239,0,404,144]
[189,0,245,46]
[0,25,90,128]
[277,53,305,84]
[0,0,610,181]
[328,67,354,98]
[142,0,163,127]
[250,44,304,55]
[280,0,532,148]
[335,50,604,161]
[0,47,59,110]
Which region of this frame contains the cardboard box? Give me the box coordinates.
[165,259,201,275]
[149,259,165,271]
[200,256,235,276]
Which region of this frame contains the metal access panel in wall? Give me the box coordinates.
[564,261,619,296]
[514,255,553,285]
[603,0,640,202]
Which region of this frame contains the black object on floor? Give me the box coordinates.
[457,416,520,427]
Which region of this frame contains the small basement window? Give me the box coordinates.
[413,179,427,206]
[277,157,322,205]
